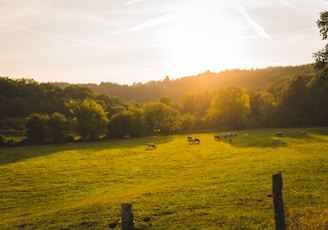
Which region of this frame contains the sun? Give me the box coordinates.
[160,1,245,77]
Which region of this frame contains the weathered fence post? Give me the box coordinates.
[121,203,134,230]
[272,173,286,230]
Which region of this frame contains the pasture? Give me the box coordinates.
[0,128,328,229]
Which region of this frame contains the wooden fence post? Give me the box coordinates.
[121,203,134,230]
[272,173,286,230]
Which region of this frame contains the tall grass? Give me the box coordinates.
[0,128,327,229]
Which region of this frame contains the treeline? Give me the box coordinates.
[0,64,328,146]
[55,64,315,103]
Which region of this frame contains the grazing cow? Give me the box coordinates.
[188,137,200,144]
[243,133,249,137]
[147,143,156,149]
[214,135,221,141]
[276,132,283,137]
[219,133,228,139]
[193,138,200,143]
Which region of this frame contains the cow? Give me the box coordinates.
[187,136,200,144]
[147,143,156,149]
[192,138,200,143]
[276,132,283,137]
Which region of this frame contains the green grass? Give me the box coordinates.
[1,128,328,229]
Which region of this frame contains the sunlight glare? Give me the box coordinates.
[162,1,245,77]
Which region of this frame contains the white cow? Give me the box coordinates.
[147,143,156,149]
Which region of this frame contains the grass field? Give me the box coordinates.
[1,127,328,229]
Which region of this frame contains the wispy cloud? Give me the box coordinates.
[233,2,271,39]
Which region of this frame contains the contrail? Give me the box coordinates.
[126,12,177,32]
[21,27,128,52]
[123,0,145,6]
[234,3,271,39]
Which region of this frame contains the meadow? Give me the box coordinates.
[0,128,328,229]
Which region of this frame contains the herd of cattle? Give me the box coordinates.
[147,131,290,149]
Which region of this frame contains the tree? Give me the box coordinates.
[108,111,137,138]
[311,7,328,125]
[308,77,328,126]
[48,112,68,143]
[248,91,262,127]
[65,98,109,141]
[314,10,328,77]
[142,102,181,134]
[159,107,181,133]
[182,93,197,115]
[258,91,278,127]
[25,113,49,143]
[62,85,95,100]
[205,88,250,130]
[278,77,308,127]
[128,106,147,137]
[180,113,197,132]
[181,91,214,122]
[159,96,171,106]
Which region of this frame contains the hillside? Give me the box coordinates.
[58,64,315,103]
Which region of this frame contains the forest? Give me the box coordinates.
[0,62,327,146]
[1,8,328,146]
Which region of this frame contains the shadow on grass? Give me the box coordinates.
[1,128,326,164]
[0,135,174,165]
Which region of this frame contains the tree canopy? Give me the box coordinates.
[65,98,109,141]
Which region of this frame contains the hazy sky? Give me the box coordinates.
[1,0,326,84]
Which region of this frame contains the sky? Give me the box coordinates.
[0,0,327,85]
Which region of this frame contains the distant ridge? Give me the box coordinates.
[54,64,315,103]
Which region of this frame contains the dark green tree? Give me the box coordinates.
[128,106,147,137]
[310,7,328,125]
[62,85,95,100]
[108,111,137,138]
[65,98,109,141]
[308,77,328,126]
[258,91,278,127]
[48,112,68,143]
[25,113,49,143]
[314,9,328,78]
[278,77,308,127]
[248,91,262,127]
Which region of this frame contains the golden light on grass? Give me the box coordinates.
[1,128,328,229]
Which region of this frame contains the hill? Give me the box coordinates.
[58,64,315,103]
